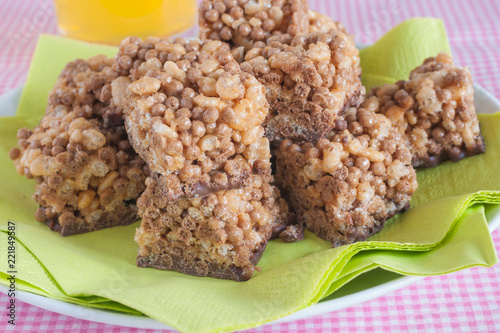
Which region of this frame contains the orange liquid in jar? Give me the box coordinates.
[54,0,197,44]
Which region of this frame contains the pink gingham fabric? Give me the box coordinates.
[1,0,499,332]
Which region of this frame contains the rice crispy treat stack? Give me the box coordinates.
[241,31,365,142]
[308,10,346,34]
[199,0,310,51]
[275,107,418,247]
[364,53,484,168]
[115,37,272,201]
[135,161,294,281]
[9,57,148,236]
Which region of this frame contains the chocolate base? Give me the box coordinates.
[305,202,410,248]
[137,241,268,282]
[413,139,486,168]
[42,204,139,236]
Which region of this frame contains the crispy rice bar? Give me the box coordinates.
[308,10,346,34]
[240,31,365,142]
[275,107,417,247]
[135,161,294,281]
[364,53,485,168]
[199,0,309,51]
[9,57,148,236]
[114,37,272,201]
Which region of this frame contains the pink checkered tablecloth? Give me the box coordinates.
[1,0,499,332]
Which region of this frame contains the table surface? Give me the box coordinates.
[1,0,499,332]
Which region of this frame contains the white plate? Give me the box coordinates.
[1,83,500,330]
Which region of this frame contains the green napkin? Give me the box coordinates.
[0,18,499,333]
[360,18,452,90]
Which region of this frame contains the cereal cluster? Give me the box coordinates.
[9,57,148,235]
[199,0,310,50]
[276,108,418,247]
[114,37,272,200]
[135,162,294,281]
[365,53,484,168]
[241,30,364,142]
[308,10,345,34]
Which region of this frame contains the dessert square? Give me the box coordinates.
[275,108,418,247]
[114,37,272,201]
[135,161,294,281]
[10,57,148,236]
[241,30,365,142]
[364,53,485,168]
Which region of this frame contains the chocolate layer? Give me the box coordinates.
[137,240,268,282]
[42,204,139,236]
[147,168,252,204]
